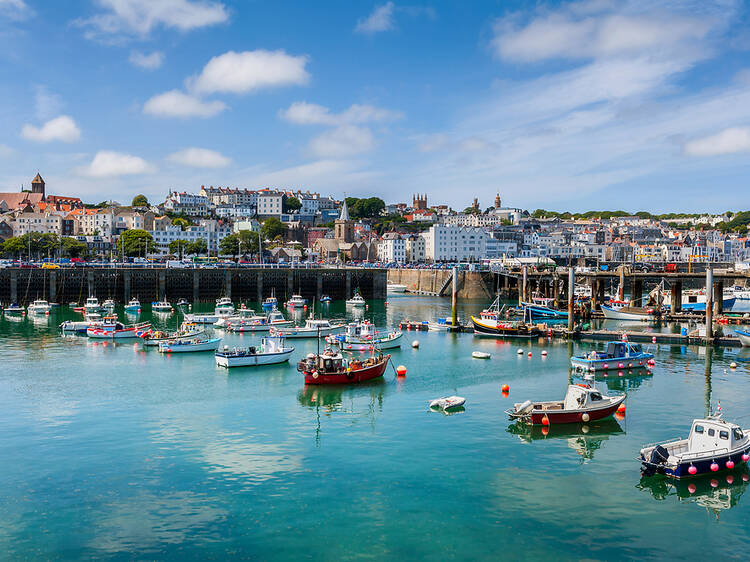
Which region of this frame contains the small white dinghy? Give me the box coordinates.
[472,351,491,359]
[429,396,466,411]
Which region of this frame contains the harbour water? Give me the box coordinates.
[2,296,750,559]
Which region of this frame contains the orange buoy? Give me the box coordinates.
[501,390,509,398]
[396,365,407,376]
[501,383,510,392]
[541,415,550,426]
[617,403,626,414]
[541,426,549,436]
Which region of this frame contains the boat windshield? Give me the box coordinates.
[734,428,744,440]
[629,344,643,353]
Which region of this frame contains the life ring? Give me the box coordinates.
[312,371,319,379]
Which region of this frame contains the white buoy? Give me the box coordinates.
[730,362,738,369]
[412,340,420,348]
[472,351,491,359]
[517,348,524,355]
[541,350,548,356]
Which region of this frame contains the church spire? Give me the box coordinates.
[339,199,350,221]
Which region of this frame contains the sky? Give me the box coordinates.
[1,0,750,213]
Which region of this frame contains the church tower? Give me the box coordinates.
[412,194,427,210]
[334,199,354,243]
[494,192,501,209]
[31,173,45,199]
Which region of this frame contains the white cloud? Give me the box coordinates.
[143,90,227,118]
[355,2,395,34]
[76,0,228,39]
[188,50,309,95]
[34,86,63,120]
[280,101,401,125]
[21,115,81,143]
[684,127,750,157]
[308,125,375,158]
[129,50,164,70]
[0,0,33,20]
[79,151,155,177]
[167,147,231,168]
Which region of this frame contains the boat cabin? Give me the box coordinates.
[305,319,332,328]
[268,310,286,323]
[687,418,747,454]
[345,321,376,338]
[603,341,643,358]
[563,384,605,410]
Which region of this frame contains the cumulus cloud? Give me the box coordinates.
[21,115,81,143]
[76,0,229,39]
[0,0,33,21]
[143,90,227,118]
[684,127,750,157]
[79,151,155,177]
[280,101,401,125]
[129,50,164,70]
[167,147,231,168]
[355,2,395,34]
[188,50,309,95]
[308,125,375,158]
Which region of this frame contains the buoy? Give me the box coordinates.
[688,483,696,494]
[541,415,550,426]
[541,350,548,356]
[617,403,626,414]
[711,479,719,488]
[396,365,407,376]
[501,390,509,398]
[472,351,491,359]
[742,452,749,462]
[628,363,633,368]
[603,363,609,369]
[541,426,549,436]
[517,348,523,354]
[581,425,589,434]
[618,371,623,377]
[582,413,590,422]
[730,362,737,369]
[727,460,735,469]
[618,363,624,369]
[527,351,532,358]
[614,411,624,421]
[688,465,697,475]
[711,462,719,472]
[501,383,510,392]
[727,475,734,484]
[652,336,657,343]
[412,340,419,348]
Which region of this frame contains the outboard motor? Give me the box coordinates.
[643,445,669,476]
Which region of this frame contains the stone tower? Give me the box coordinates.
[412,194,427,210]
[472,197,479,212]
[334,199,354,243]
[494,192,501,209]
[31,173,45,199]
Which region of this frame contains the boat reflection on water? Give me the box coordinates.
[638,468,750,517]
[584,366,653,393]
[507,418,625,461]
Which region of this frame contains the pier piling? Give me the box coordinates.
[568,267,575,332]
[706,267,714,342]
[452,267,458,327]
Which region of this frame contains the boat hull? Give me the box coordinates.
[159,338,221,353]
[87,327,144,339]
[521,302,567,319]
[303,357,389,385]
[471,316,540,338]
[274,325,345,338]
[601,305,654,321]
[215,348,294,367]
[331,331,403,350]
[736,330,750,347]
[681,297,736,312]
[571,353,654,371]
[641,449,750,479]
[528,395,626,425]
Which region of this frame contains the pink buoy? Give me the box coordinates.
[742,453,749,462]
[688,465,697,475]
[688,483,696,494]
[527,352,532,358]
[711,479,719,488]
[603,363,609,369]
[727,460,735,469]
[710,462,719,472]
[618,363,624,369]
[652,336,657,343]
[727,475,734,484]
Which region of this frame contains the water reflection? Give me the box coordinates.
[568,367,653,393]
[507,419,625,462]
[638,469,750,517]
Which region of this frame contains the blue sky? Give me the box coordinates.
[2,0,750,212]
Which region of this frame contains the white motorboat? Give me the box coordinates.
[59,320,92,333]
[601,304,656,321]
[4,303,24,315]
[387,283,407,293]
[472,351,491,359]
[214,307,257,328]
[429,396,466,411]
[428,317,458,331]
[346,292,366,307]
[215,336,295,368]
[152,301,173,312]
[84,296,101,313]
[124,298,141,312]
[27,300,51,315]
[262,292,278,311]
[102,299,116,311]
[176,298,190,307]
[187,304,235,324]
[267,309,293,326]
[159,336,222,353]
[286,294,307,308]
[216,296,233,308]
[87,316,151,339]
[272,318,345,338]
[326,321,402,350]
[735,329,750,347]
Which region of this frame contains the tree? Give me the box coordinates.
[172,217,189,231]
[345,197,385,219]
[186,239,207,256]
[463,207,480,215]
[169,239,190,259]
[117,229,155,257]
[283,196,302,213]
[261,217,287,241]
[132,194,149,207]
[220,231,260,258]
[2,236,25,257]
[61,237,87,258]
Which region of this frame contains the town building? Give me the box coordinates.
[377,233,406,264]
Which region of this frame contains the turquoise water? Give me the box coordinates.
[2,296,750,559]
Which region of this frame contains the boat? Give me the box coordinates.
[152,301,173,312]
[387,282,407,294]
[601,304,656,321]
[215,335,295,368]
[727,285,750,300]
[520,300,568,319]
[272,318,345,338]
[27,300,51,315]
[124,298,141,312]
[320,295,332,303]
[5,303,24,315]
[735,329,750,347]
[176,298,190,307]
[59,320,92,333]
[216,296,233,309]
[640,413,750,479]
[345,291,366,307]
[326,321,403,350]
[571,341,654,371]
[297,347,390,385]
[226,316,275,333]
[262,291,278,312]
[286,294,307,308]
[429,396,466,411]
[86,316,151,339]
[84,296,101,313]
[186,299,235,324]
[654,287,736,312]
[214,307,258,328]
[506,374,626,425]
[428,317,458,331]
[102,299,116,311]
[472,351,491,359]
[159,336,222,353]
[140,322,204,347]
[471,296,541,338]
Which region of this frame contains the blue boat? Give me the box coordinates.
[640,415,750,479]
[520,301,568,319]
[571,341,654,371]
[680,296,735,312]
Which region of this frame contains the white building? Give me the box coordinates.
[257,191,283,216]
[443,208,523,227]
[149,219,231,253]
[377,233,406,264]
[422,224,492,262]
[66,208,115,239]
[404,234,426,263]
[215,204,257,220]
[12,212,62,235]
[164,191,210,216]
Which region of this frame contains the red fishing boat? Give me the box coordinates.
[297,347,390,385]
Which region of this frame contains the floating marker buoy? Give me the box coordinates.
[541,350,547,356]
[396,365,407,376]
[472,351,491,359]
[603,363,609,369]
[742,453,749,462]
[727,460,735,469]
[501,383,509,392]
[517,348,523,354]
[541,426,549,436]
[527,352,532,358]
[582,413,590,422]
[617,403,626,414]
[618,363,624,369]
[652,336,657,343]
[688,483,696,494]
[727,475,734,484]
[501,390,509,398]
[688,465,697,475]
[711,479,719,488]
[412,340,419,348]
[541,415,550,426]
[711,462,719,472]
[618,371,623,377]
[730,362,738,369]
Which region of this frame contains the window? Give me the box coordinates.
[708,428,715,437]
[734,428,744,440]
[720,431,729,440]
[694,425,704,434]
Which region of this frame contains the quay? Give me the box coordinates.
[0,267,387,304]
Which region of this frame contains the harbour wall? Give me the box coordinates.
[387,269,500,300]
[0,267,387,305]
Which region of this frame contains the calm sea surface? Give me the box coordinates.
[2,296,750,559]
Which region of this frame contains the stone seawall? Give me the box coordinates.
[0,267,387,304]
[387,269,497,300]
